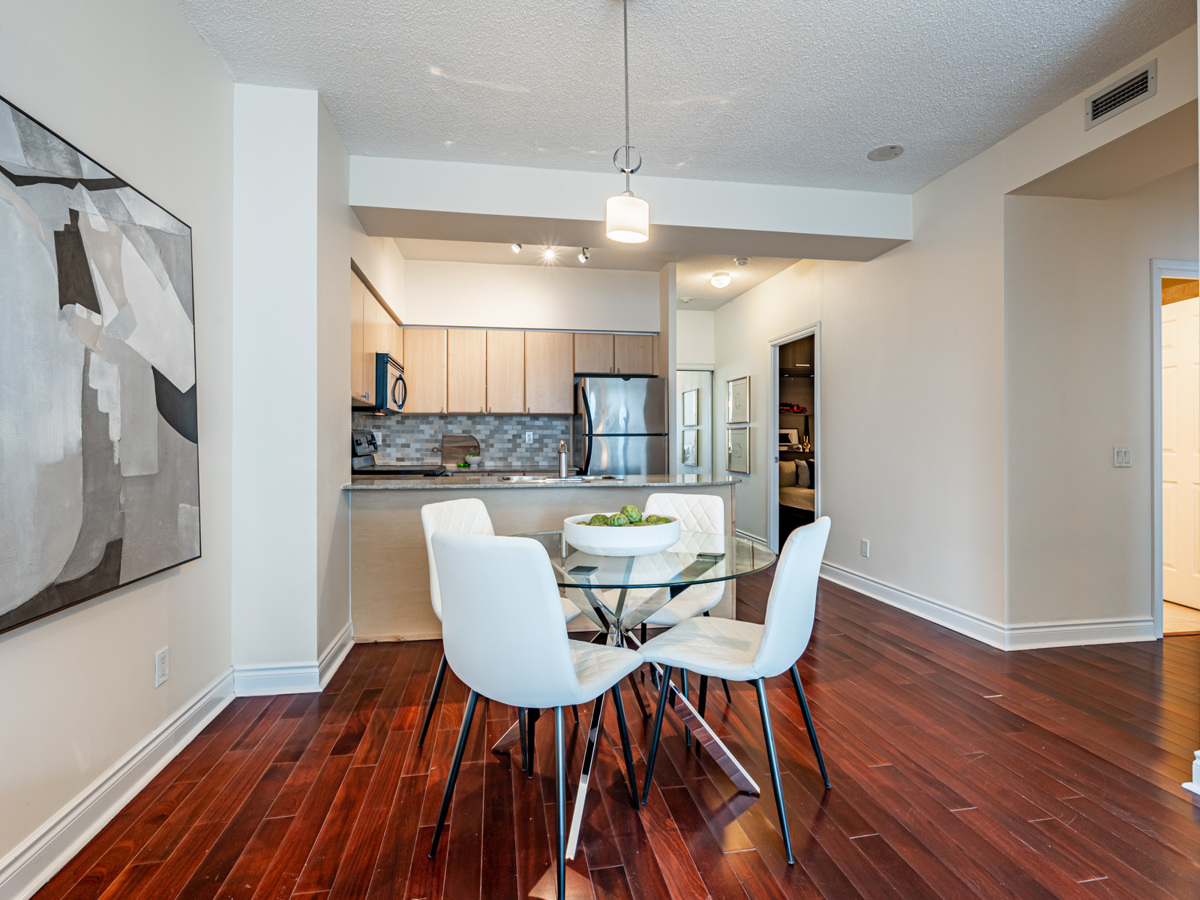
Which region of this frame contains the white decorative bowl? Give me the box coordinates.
[563,513,681,557]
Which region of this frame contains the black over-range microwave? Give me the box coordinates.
[353,353,407,415]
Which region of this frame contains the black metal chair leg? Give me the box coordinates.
[641,666,673,806]
[610,684,639,808]
[526,708,540,778]
[640,623,648,683]
[572,704,580,726]
[681,670,691,748]
[429,690,479,858]
[698,675,708,719]
[518,707,528,772]
[554,706,567,900]
[754,679,794,864]
[791,664,831,789]
[418,654,449,748]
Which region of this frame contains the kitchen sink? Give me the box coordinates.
[499,475,625,484]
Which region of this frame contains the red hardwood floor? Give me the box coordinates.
[34,572,1200,899]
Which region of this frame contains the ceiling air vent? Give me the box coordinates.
[1085,60,1156,130]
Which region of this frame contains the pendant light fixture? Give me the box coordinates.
[606,0,649,243]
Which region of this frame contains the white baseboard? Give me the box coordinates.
[0,670,234,900]
[821,563,1158,651]
[1002,616,1157,650]
[232,620,354,696]
[820,562,1008,649]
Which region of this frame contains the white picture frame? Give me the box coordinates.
[726,427,750,474]
[726,376,750,424]
[682,389,699,427]
[682,429,699,467]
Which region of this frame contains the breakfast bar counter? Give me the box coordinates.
[345,475,740,641]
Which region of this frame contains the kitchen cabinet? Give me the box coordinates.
[524,331,574,414]
[350,272,367,400]
[403,328,448,413]
[486,329,525,413]
[447,328,486,413]
[574,332,614,374]
[614,333,656,375]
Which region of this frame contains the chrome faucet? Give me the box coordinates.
[558,440,569,478]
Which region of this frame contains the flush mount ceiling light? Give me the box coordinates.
[605,0,649,244]
[511,242,522,253]
[578,247,590,263]
[867,144,904,162]
[710,272,732,288]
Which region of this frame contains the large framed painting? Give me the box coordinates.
[0,95,200,635]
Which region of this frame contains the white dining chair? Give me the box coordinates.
[609,492,733,710]
[418,498,581,748]
[638,516,832,865]
[427,531,642,899]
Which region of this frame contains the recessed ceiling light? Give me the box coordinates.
[511,243,522,253]
[734,257,749,266]
[578,248,589,264]
[867,144,904,162]
[710,272,732,288]
[544,247,556,260]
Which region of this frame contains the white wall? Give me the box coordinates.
[316,99,352,655]
[1005,166,1198,632]
[403,260,660,331]
[231,86,354,676]
[712,26,1197,646]
[231,86,321,671]
[676,309,716,366]
[0,0,235,888]
[349,230,405,319]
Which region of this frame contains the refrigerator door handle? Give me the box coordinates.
[583,435,593,475]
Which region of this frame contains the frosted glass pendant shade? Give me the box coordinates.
[606,193,650,243]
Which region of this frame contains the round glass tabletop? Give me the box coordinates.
[516,530,777,591]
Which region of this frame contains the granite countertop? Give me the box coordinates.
[344,474,741,491]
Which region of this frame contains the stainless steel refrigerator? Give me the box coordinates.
[573,376,669,475]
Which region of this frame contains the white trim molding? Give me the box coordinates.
[821,563,1007,649]
[1184,753,1200,801]
[232,620,354,696]
[820,563,1157,651]
[0,670,234,900]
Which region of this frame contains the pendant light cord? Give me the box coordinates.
[623,0,631,193]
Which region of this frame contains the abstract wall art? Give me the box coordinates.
[0,95,200,635]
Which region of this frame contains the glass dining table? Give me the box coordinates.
[490,528,777,859]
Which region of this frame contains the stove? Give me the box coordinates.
[352,429,446,477]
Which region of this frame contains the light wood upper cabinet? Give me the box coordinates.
[574,332,614,374]
[525,331,574,414]
[389,321,403,366]
[350,273,367,400]
[486,330,525,413]
[447,328,487,413]
[403,328,448,414]
[614,333,656,375]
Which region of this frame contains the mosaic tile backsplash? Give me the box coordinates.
[353,413,572,467]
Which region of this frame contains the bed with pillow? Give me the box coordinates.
[778,459,815,535]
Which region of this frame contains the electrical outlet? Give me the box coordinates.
[372,430,383,445]
[1113,446,1132,468]
[860,539,870,558]
[155,647,169,687]
[525,432,534,443]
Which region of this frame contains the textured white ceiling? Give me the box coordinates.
[176,0,1193,193]
[675,256,798,310]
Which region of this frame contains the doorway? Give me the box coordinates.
[1153,260,1200,636]
[768,324,820,551]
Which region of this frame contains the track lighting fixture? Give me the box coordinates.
[511,243,522,253]
[578,248,590,263]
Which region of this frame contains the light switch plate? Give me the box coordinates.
[1113,446,1132,468]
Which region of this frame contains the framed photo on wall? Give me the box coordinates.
[726,376,750,424]
[682,429,699,467]
[726,427,750,474]
[682,389,699,427]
